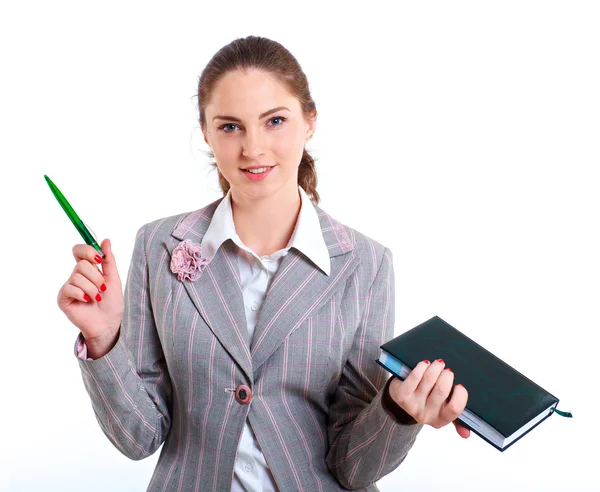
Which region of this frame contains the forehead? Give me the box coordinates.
[207,69,301,116]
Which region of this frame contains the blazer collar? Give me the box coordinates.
[168,193,359,383]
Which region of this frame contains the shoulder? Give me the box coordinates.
[131,197,223,249]
[315,205,393,281]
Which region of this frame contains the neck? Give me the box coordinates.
[230,184,302,257]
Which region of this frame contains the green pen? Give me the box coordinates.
[44,174,105,259]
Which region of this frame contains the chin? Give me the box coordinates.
[236,181,295,201]
[244,185,281,200]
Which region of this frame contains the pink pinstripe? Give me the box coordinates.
[253,254,356,356]
[213,361,237,492]
[342,417,388,464]
[183,256,240,490]
[176,310,200,492]
[221,242,242,287]
[87,365,148,456]
[74,200,424,490]
[356,239,378,401]
[267,249,301,290]
[347,421,389,486]
[103,354,157,434]
[161,392,182,491]
[205,257,251,364]
[302,341,328,452]
[251,257,315,353]
[375,421,397,479]
[195,335,217,492]
[161,259,192,490]
[303,316,328,446]
[281,338,325,492]
[259,373,304,490]
[137,220,166,373]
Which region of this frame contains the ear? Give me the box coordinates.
[305,111,317,140]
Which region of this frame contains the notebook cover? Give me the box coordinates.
[375,358,557,451]
[380,316,558,442]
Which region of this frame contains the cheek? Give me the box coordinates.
[211,136,233,155]
[211,139,240,171]
[272,127,304,158]
[210,142,237,179]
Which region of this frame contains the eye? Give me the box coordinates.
[269,116,287,127]
[217,116,287,133]
[218,123,240,133]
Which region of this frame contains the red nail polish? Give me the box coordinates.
[100,283,107,292]
[95,293,102,302]
[83,294,91,302]
[437,358,444,364]
[424,360,430,364]
[444,368,452,372]
[95,255,102,263]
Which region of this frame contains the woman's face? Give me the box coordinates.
[203,69,316,202]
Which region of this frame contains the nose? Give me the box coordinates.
[242,128,266,160]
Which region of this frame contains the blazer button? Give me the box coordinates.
[235,384,252,405]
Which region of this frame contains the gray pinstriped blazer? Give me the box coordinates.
[75,197,424,491]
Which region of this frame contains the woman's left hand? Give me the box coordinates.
[388,358,471,438]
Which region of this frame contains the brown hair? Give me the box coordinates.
[197,36,320,204]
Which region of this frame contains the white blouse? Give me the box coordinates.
[199,186,330,491]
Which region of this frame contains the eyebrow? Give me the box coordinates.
[212,106,290,123]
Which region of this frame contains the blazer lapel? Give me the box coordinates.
[169,200,253,384]
[250,208,360,372]
[168,199,360,382]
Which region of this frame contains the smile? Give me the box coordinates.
[244,167,273,174]
[241,166,275,181]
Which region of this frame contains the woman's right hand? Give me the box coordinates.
[57,238,124,355]
[388,359,471,438]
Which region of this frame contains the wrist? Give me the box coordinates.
[84,326,120,360]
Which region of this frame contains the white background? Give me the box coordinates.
[1,1,598,491]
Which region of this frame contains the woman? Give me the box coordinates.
[57,36,469,491]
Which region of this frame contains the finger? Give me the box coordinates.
[61,282,94,304]
[425,367,455,410]
[388,360,432,418]
[72,261,106,296]
[415,358,445,400]
[68,272,103,302]
[440,383,469,424]
[396,360,432,396]
[453,419,471,439]
[73,243,105,265]
[72,239,117,280]
[97,238,118,280]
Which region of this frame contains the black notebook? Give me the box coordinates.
[377,316,563,451]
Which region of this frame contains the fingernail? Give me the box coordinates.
[95,293,102,302]
[95,255,103,263]
[456,383,464,388]
[437,358,444,364]
[424,360,430,364]
[83,294,91,302]
[100,283,107,292]
[444,367,452,372]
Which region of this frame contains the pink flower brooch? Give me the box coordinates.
[170,239,209,282]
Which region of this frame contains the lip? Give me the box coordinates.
[240,165,275,170]
[241,165,275,181]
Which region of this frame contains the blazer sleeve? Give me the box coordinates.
[325,247,424,489]
[73,223,173,460]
